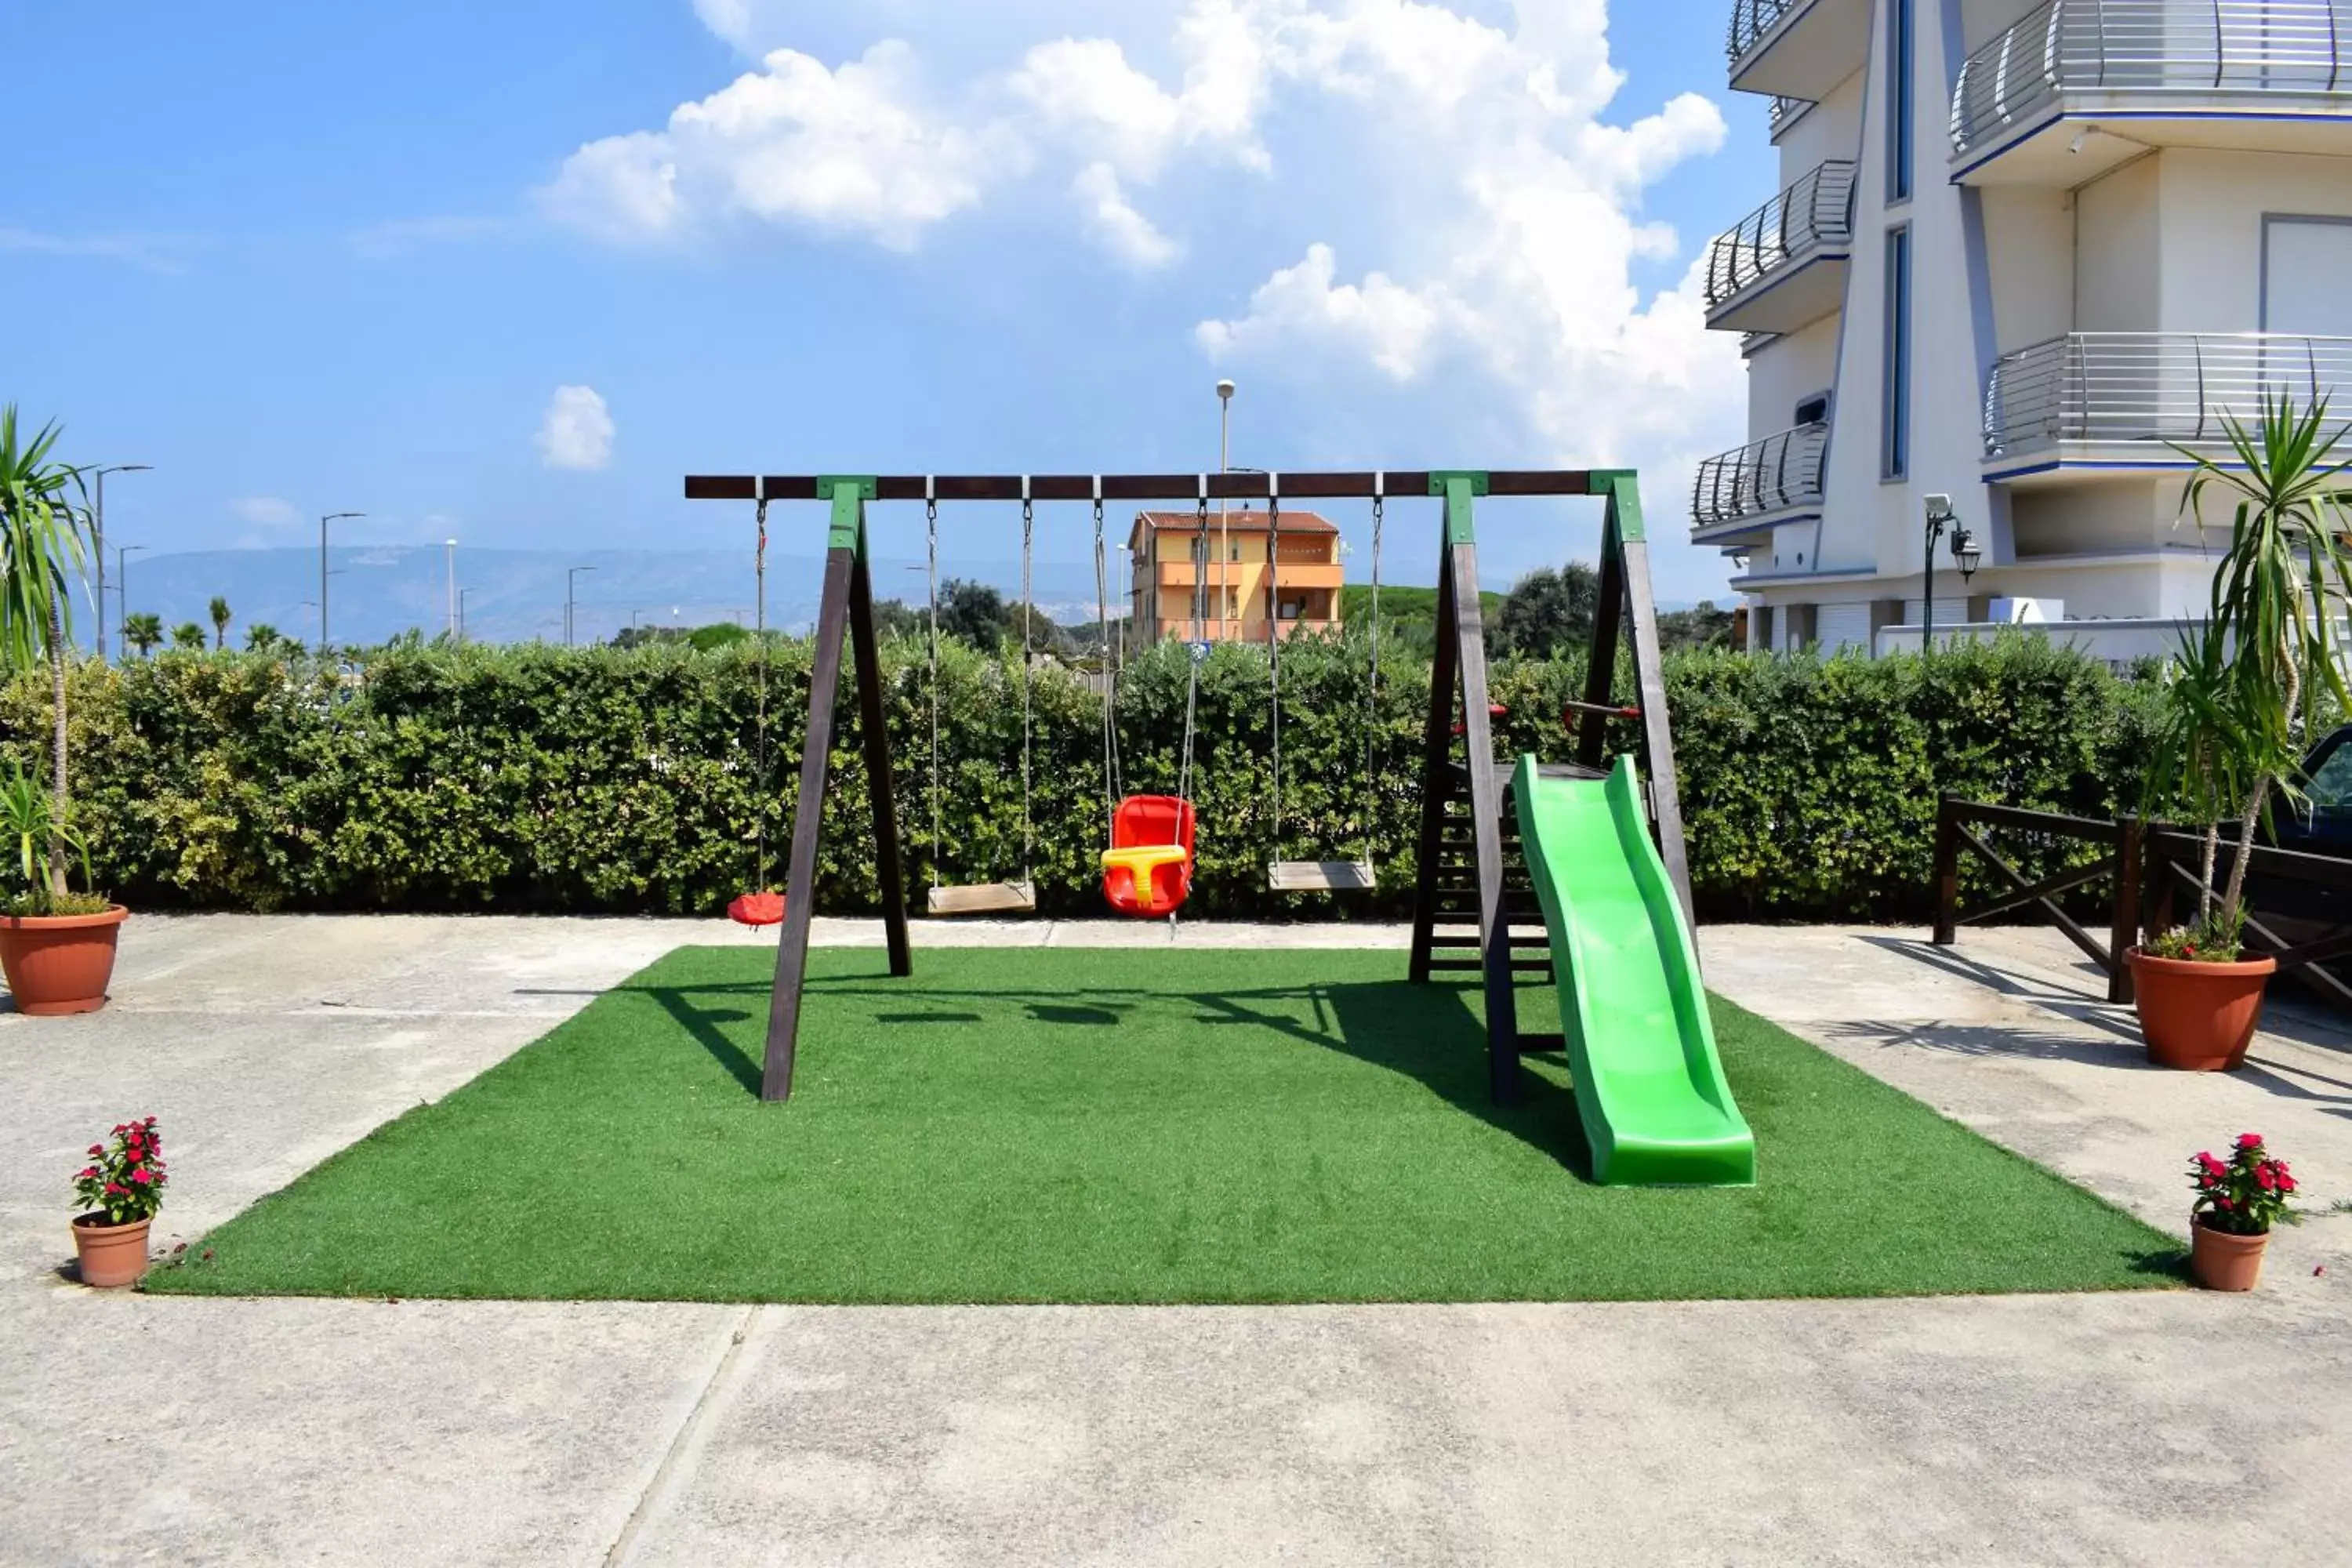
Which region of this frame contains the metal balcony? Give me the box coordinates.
[1692,422,1831,543]
[1703,161,1857,333]
[1953,0,2352,180]
[1727,0,1872,97]
[1983,332,2352,470]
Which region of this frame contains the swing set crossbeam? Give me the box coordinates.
[684,470,1601,504]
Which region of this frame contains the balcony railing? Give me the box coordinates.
[1703,161,1857,310]
[1954,0,2352,156]
[1769,94,1814,133]
[1983,332,2352,456]
[1692,422,1831,529]
[1728,0,1805,67]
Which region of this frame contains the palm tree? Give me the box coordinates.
[122,612,162,658]
[245,622,284,652]
[171,622,206,652]
[209,595,231,650]
[0,406,96,898]
[2161,388,2352,942]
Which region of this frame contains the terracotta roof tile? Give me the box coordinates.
[1131,509,1340,535]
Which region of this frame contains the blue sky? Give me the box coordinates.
[5,0,1771,607]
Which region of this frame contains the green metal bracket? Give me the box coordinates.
[1593,470,1646,544]
[1430,471,1486,546]
[818,475,878,556]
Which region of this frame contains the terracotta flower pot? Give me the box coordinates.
[0,905,127,1016]
[2126,947,2274,1072]
[71,1213,152,1289]
[2190,1218,2269,1292]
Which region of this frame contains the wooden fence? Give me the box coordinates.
[1933,795,2352,1007]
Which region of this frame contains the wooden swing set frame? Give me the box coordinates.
[682,468,1692,1105]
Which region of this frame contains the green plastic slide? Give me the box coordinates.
[1512,753,1755,1187]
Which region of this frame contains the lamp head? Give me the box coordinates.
[1216,379,1236,403]
[1952,527,1983,581]
[1923,493,1956,527]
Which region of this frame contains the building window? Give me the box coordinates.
[1887,0,1913,204]
[1881,224,1911,481]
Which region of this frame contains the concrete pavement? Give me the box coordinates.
[2,914,2349,1566]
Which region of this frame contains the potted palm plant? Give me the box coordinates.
[2131,391,2352,1069]
[0,407,124,1014]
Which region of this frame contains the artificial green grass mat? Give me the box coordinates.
[152,946,2180,1304]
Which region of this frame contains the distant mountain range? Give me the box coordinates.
[107,545,1115,649]
[102,543,1697,652]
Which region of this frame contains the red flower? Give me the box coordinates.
[2281,1174,2299,1193]
[143,1116,156,1127]
[76,1166,97,1180]
[2216,1197,2235,1210]
[2238,1133,2264,1149]
[2258,1167,2277,1191]
[87,1145,102,1156]
[130,1168,152,1185]
[103,1181,125,1196]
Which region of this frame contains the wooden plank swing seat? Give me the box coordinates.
[1269,860,1377,893]
[926,880,1037,916]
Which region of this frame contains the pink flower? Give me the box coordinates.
[130,1168,152,1185]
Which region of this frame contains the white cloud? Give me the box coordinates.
[230,496,301,528]
[1198,244,1440,379]
[540,42,1025,249]
[539,2,1748,594]
[0,227,205,274]
[535,386,615,471]
[1073,163,1179,270]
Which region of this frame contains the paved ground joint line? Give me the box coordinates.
[602,1305,761,1567]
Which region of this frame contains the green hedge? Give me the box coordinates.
[0,634,2164,922]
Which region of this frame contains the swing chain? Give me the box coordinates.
[753,494,771,890]
[926,485,942,891]
[1020,481,1035,884]
[1269,478,1283,855]
[1178,484,1209,806]
[1363,477,1385,868]
[1093,488,1121,842]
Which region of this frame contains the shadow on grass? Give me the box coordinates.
[626,969,1595,1181]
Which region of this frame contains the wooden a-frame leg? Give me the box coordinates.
[764,543,855,1102]
[848,545,911,978]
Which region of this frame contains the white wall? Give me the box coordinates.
[1777,64,1866,179]
[1981,186,2071,352]
[2075,156,2161,331]
[1747,314,1841,434]
[2158,150,2352,332]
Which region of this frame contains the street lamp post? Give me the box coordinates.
[445,539,459,641]
[567,566,597,647]
[458,588,471,644]
[1920,494,1983,657]
[1216,379,1235,638]
[112,543,147,631]
[91,463,151,661]
[319,511,364,652]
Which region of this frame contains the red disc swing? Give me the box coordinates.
[731,494,786,929]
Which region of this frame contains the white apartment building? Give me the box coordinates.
[1698,0,2352,659]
